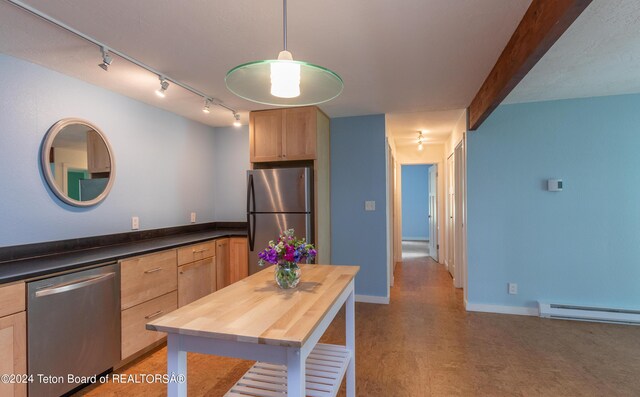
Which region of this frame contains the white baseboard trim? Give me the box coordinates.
[355,294,390,304]
[466,302,539,317]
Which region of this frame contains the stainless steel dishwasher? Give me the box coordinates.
[28,263,120,397]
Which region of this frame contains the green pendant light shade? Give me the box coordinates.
[225,0,343,107]
[225,59,343,107]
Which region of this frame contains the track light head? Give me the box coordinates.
[203,98,211,114]
[233,113,242,127]
[156,77,169,98]
[98,47,112,71]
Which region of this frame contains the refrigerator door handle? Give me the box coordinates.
[247,174,256,251]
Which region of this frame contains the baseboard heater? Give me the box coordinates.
[538,302,640,325]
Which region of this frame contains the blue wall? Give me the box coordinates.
[401,164,430,240]
[213,125,250,221]
[0,55,219,247]
[331,115,388,298]
[468,93,640,310]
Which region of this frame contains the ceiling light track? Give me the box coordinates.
[5,0,240,123]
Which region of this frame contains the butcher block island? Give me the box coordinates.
[146,264,360,397]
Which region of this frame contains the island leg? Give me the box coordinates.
[287,347,305,397]
[167,334,187,397]
[346,287,356,397]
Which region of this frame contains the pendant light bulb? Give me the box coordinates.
[156,77,169,98]
[270,51,301,98]
[233,113,242,127]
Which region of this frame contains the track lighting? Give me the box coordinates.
[202,98,211,114]
[98,47,112,71]
[155,77,169,98]
[6,1,241,120]
[417,131,424,151]
[233,113,242,127]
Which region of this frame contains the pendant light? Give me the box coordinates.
[225,0,343,106]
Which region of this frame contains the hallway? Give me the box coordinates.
[76,257,640,396]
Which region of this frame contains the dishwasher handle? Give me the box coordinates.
[35,272,116,298]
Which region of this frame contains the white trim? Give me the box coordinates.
[402,237,429,241]
[355,294,390,304]
[466,302,539,316]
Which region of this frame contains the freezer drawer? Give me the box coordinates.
[248,213,312,275]
[247,167,311,213]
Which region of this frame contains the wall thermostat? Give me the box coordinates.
[547,179,563,192]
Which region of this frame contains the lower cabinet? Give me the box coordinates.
[121,291,177,359]
[178,257,215,307]
[0,280,26,397]
[229,237,249,284]
[216,238,230,290]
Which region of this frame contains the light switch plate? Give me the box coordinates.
[365,201,376,211]
[131,216,139,230]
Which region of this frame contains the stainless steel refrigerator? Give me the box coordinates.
[247,167,313,274]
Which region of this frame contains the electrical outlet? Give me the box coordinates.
[365,201,376,211]
[508,283,518,295]
[131,216,139,230]
[190,212,196,223]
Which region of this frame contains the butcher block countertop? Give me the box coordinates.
[146,264,359,347]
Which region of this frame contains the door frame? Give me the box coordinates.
[428,165,439,262]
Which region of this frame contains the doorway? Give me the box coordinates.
[400,164,437,261]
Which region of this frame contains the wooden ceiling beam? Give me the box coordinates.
[467,0,592,131]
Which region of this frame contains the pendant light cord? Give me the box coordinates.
[283,0,288,51]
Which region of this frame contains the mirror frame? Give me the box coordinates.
[41,118,116,207]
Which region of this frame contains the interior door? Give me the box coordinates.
[428,165,438,262]
[447,154,455,277]
[453,140,465,289]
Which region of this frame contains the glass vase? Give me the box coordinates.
[274,262,301,289]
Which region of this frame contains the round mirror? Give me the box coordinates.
[41,118,115,207]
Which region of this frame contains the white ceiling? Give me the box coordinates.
[505,0,640,104]
[386,109,465,147]
[0,0,531,127]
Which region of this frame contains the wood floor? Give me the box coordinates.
[75,255,640,396]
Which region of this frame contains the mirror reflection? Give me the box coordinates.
[42,119,114,206]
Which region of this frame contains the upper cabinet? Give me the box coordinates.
[250,106,327,163]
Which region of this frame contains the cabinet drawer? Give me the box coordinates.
[178,257,215,307]
[120,250,177,310]
[0,282,25,318]
[177,241,215,267]
[121,291,177,360]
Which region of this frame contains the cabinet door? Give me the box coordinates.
[250,110,283,162]
[229,238,249,284]
[178,257,213,307]
[216,238,230,289]
[87,130,111,173]
[0,312,26,397]
[283,107,317,160]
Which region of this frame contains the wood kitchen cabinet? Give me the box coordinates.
[250,105,331,264]
[119,250,178,360]
[229,237,248,284]
[0,282,26,397]
[215,238,229,289]
[87,130,111,173]
[177,240,216,307]
[250,106,327,162]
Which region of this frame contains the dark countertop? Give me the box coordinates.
[0,228,246,284]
